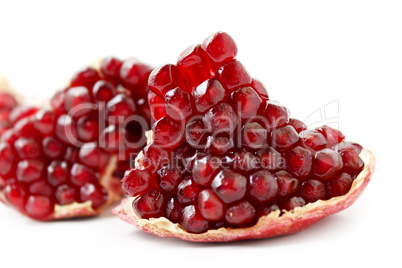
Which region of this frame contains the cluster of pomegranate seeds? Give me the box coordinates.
[122,32,365,234]
[0,57,152,220]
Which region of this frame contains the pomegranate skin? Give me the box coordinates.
[113,149,374,242]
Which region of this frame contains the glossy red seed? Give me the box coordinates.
[76,116,99,142]
[157,166,182,193]
[216,60,252,93]
[29,181,53,196]
[230,86,262,119]
[284,146,313,178]
[132,188,165,219]
[185,117,207,147]
[165,88,193,121]
[70,164,97,187]
[181,205,209,234]
[271,125,299,152]
[201,32,237,70]
[9,105,38,124]
[122,168,155,197]
[165,197,184,223]
[263,100,290,129]
[177,178,201,204]
[70,67,100,89]
[192,156,220,187]
[0,93,18,110]
[78,144,110,170]
[198,189,225,221]
[256,147,284,171]
[16,159,44,183]
[143,142,170,172]
[25,195,54,218]
[33,109,55,135]
[211,169,247,204]
[119,58,152,97]
[177,45,211,89]
[232,150,259,173]
[300,179,327,203]
[101,57,123,82]
[333,142,364,174]
[148,91,167,121]
[241,122,268,151]
[13,117,35,137]
[55,115,79,146]
[313,149,343,180]
[249,170,278,204]
[92,80,117,103]
[299,130,327,152]
[149,64,184,98]
[50,90,67,115]
[205,136,234,156]
[153,116,184,149]
[98,125,125,153]
[47,161,68,187]
[65,86,92,118]
[275,170,299,198]
[193,79,225,113]
[251,79,269,101]
[79,183,108,209]
[204,103,238,133]
[55,184,75,205]
[316,125,345,147]
[106,93,137,123]
[14,137,40,159]
[327,173,354,197]
[289,118,307,133]
[258,204,280,217]
[225,201,256,227]
[3,183,26,211]
[282,196,306,211]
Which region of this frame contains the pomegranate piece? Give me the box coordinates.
[113,32,375,242]
[0,56,152,220]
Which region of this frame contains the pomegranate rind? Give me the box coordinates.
[0,76,122,220]
[113,148,375,242]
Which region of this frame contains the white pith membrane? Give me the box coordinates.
[113,130,375,242]
[0,72,122,220]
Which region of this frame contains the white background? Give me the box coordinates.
[0,0,400,267]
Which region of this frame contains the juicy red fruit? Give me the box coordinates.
[1,56,153,220]
[122,32,366,234]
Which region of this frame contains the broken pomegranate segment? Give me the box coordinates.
[114,32,375,242]
[0,57,152,220]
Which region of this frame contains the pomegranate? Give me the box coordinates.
[0,57,152,220]
[114,32,375,242]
